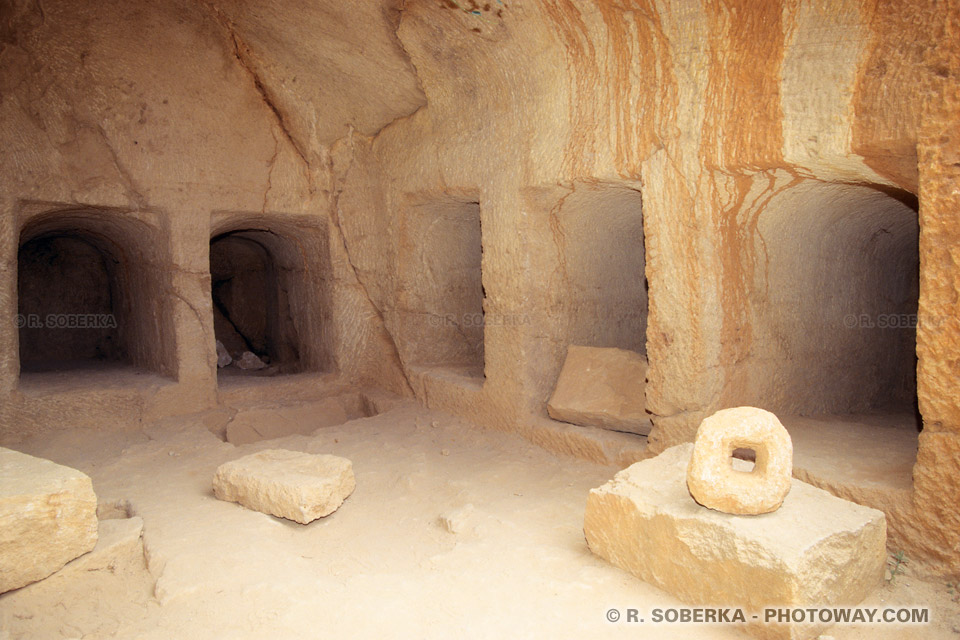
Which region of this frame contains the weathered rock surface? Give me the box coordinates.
[213,449,355,524]
[50,517,145,580]
[224,395,364,445]
[547,346,651,435]
[687,407,793,515]
[585,444,886,640]
[0,448,99,593]
[0,0,954,577]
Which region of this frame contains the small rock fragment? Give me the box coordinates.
[215,340,232,368]
[439,504,476,534]
[234,351,267,370]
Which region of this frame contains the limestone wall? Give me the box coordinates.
[1,0,958,574]
[355,0,959,573]
[0,0,420,434]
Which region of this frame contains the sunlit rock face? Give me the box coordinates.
[0,0,957,574]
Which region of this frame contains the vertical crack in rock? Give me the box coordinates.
[547,186,573,287]
[168,286,216,371]
[93,124,148,208]
[199,1,312,179]
[367,1,428,141]
[328,131,414,396]
[384,0,428,119]
[262,131,279,214]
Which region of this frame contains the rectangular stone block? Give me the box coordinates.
[584,444,887,640]
[0,447,99,593]
[213,449,355,524]
[548,345,651,435]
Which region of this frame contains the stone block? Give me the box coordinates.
[547,346,651,435]
[584,444,886,640]
[213,449,355,524]
[687,407,793,515]
[0,448,99,593]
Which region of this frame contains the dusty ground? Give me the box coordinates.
[1,397,958,639]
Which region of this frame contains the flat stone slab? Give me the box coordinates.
[213,449,355,524]
[0,447,99,593]
[584,444,886,640]
[43,516,145,584]
[225,397,352,446]
[547,345,651,435]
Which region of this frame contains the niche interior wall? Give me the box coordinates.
[210,214,334,378]
[16,205,176,380]
[738,178,920,419]
[524,183,648,409]
[395,193,485,380]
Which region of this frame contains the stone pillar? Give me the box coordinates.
[912,25,960,574]
[0,197,19,396]
[157,214,217,412]
[916,86,960,434]
[641,151,726,450]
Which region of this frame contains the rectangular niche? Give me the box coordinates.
[529,182,648,430]
[550,184,647,355]
[397,193,485,379]
[753,180,919,416]
[742,176,921,494]
[210,214,334,380]
[15,203,176,380]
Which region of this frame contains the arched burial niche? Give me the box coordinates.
[743,178,919,488]
[17,208,174,377]
[209,221,332,377]
[396,194,485,380]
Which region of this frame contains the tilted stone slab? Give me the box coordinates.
[213,449,355,524]
[0,448,99,593]
[585,444,886,640]
[547,345,651,435]
[31,516,145,588]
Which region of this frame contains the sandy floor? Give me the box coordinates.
[1,399,958,639]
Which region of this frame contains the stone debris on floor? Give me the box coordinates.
[212,449,356,524]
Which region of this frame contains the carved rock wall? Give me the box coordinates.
[1,0,957,574]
